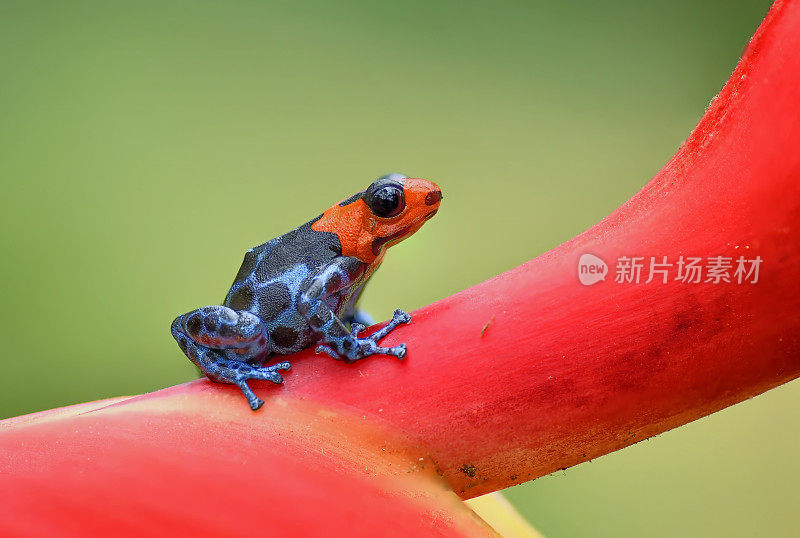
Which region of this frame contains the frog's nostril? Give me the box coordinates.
[425,190,442,205]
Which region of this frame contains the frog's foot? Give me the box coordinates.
[177,332,290,410]
[172,309,286,410]
[316,309,411,363]
[209,359,292,411]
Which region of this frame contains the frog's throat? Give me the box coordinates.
[371,226,411,256]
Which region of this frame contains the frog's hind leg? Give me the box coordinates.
[171,306,290,410]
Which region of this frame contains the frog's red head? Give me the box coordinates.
[311,175,442,264]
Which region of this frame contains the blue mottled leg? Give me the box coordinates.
[175,337,289,410]
[171,306,290,410]
[298,259,411,363]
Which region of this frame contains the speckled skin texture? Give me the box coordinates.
[171,174,442,410]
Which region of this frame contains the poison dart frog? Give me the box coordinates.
[171,174,442,410]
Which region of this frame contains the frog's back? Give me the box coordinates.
[222,219,342,343]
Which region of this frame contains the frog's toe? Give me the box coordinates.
[359,341,406,360]
[362,309,411,343]
[380,343,407,360]
[241,389,264,410]
[316,344,340,359]
[247,362,290,384]
[392,309,412,325]
[231,378,264,410]
[251,370,283,384]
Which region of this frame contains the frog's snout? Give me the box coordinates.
[398,177,442,225]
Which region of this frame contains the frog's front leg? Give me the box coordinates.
[171,306,290,410]
[297,259,411,363]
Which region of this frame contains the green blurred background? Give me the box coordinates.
[2,0,797,536]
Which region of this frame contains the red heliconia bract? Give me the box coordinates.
[2,1,799,536]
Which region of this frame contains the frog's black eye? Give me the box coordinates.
[365,182,405,218]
